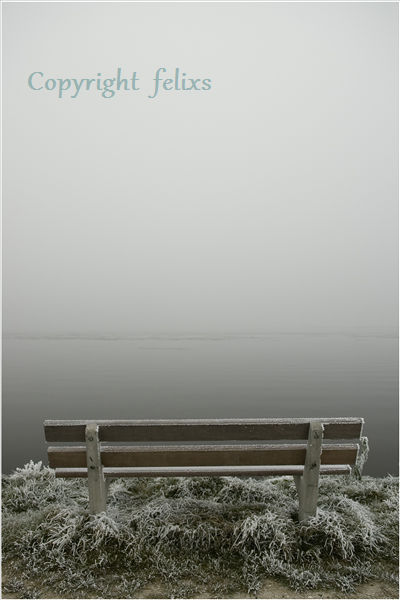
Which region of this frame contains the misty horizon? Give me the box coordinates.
[2,327,398,337]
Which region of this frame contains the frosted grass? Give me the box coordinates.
[2,462,398,598]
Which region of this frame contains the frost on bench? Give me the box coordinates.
[85,423,109,515]
[44,417,365,521]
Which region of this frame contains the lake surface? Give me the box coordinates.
[2,332,398,477]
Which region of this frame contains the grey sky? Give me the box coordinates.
[2,2,398,333]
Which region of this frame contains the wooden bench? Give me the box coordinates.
[44,417,364,521]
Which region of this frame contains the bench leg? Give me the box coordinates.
[86,423,108,515]
[294,420,323,522]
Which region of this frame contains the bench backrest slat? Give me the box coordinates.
[53,464,353,478]
[44,418,363,443]
[47,443,359,469]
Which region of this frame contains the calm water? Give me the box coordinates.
[2,332,398,476]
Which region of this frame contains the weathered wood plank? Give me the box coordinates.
[54,464,352,478]
[47,443,358,469]
[321,445,358,465]
[48,446,87,468]
[44,418,364,443]
[102,445,307,468]
[295,420,323,522]
[86,423,108,515]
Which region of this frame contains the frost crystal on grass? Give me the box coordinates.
[2,463,398,598]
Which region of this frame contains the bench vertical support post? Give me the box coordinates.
[294,420,323,522]
[85,423,108,515]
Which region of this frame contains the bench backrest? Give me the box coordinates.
[45,417,363,477]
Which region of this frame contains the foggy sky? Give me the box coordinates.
[2,2,399,334]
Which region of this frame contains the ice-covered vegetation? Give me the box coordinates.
[2,462,398,598]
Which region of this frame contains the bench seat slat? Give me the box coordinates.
[44,418,364,443]
[54,464,352,478]
[47,443,358,469]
